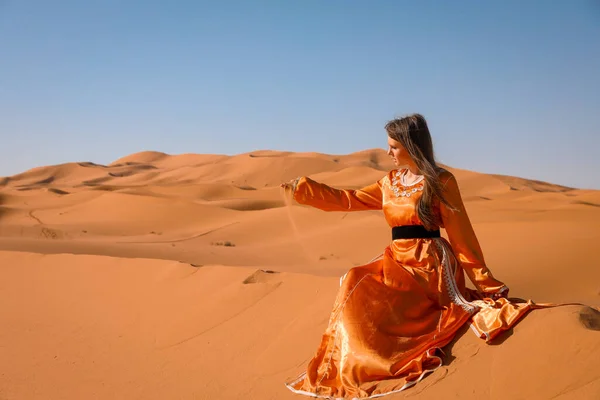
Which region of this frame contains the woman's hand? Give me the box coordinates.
[280,177,301,193]
[488,287,509,301]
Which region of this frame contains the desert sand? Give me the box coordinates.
[0,149,599,399]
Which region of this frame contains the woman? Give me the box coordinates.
[280,114,542,399]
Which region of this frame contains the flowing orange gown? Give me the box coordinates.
[285,168,544,399]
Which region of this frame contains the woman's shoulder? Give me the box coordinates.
[435,168,463,196]
[435,166,454,182]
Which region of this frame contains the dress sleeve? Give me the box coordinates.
[292,176,383,212]
[440,173,508,294]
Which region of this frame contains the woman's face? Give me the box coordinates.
[387,136,411,166]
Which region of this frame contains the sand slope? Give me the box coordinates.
[1,251,598,400]
[1,149,599,399]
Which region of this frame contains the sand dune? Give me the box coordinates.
[1,149,599,399]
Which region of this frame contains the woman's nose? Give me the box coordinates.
[386,147,392,155]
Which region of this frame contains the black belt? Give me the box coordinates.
[392,225,440,240]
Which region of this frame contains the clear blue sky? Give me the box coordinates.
[1,0,599,189]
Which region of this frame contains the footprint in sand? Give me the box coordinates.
[40,227,63,240]
[579,307,600,331]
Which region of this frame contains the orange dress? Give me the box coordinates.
[285,168,542,399]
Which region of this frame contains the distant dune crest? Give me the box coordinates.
[0,149,581,193]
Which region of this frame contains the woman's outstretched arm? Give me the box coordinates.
[285,176,383,211]
[439,172,509,298]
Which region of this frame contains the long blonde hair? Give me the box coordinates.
[385,114,455,230]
